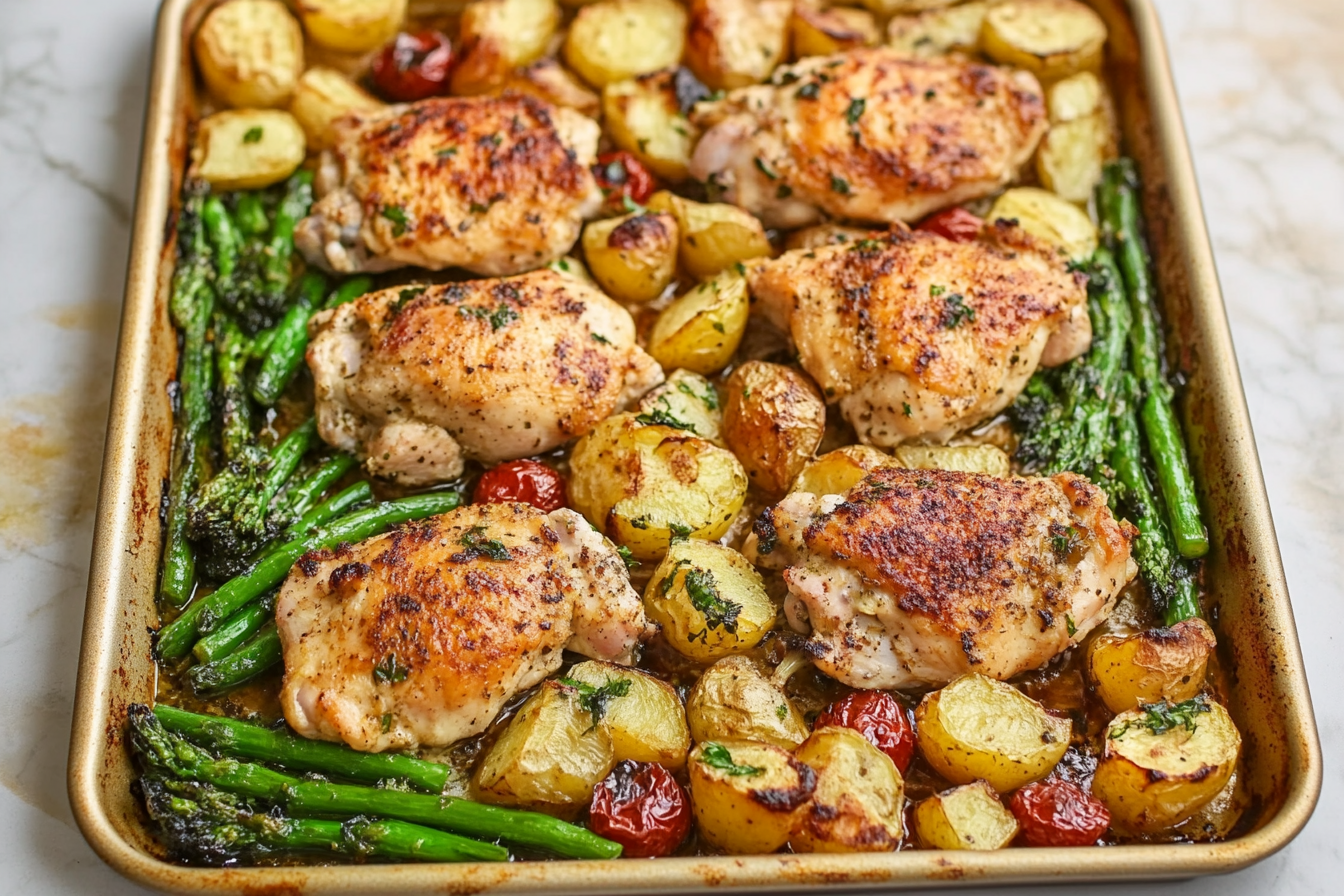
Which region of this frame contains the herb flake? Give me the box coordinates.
[381,204,410,237]
[373,654,409,684]
[559,676,632,727]
[457,525,511,561]
[1109,697,1211,740]
[242,126,264,144]
[699,742,762,777]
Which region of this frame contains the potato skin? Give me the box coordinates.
[790,727,904,853]
[722,361,826,496]
[981,0,1109,83]
[685,0,793,91]
[582,211,680,305]
[637,370,724,445]
[688,739,817,854]
[913,780,1019,850]
[450,0,561,96]
[791,445,896,496]
[915,674,1070,793]
[288,66,382,151]
[193,109,306,191]
[296,0,408,53]
[686,656,808,748]
[489,59,602,119]
[666,195,773,281]
[645,542,776,661]
[565,660,692,769]
[566,0,689,88]
[603,71,699,182]
[647,270,751,376]
[194,0,304,109]
[1088,619,1217,714]
[989,186,1098,262]
[791,6,878,58]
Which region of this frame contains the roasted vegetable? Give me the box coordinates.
[192,110,306,191]
[636,369,724,445]
[565,0,689,88]
[892,444,1012,478]
[565,660,692,769]
[603,70,700,181]
[688,740,817,854]
[589,760,692,857]
[450,0,561,95]
[582,210,680,305]
[1009,779,1111,847]
[791,444,896,496]
[722,361,827,495]
[644,540,776,661]
[684,0,792,91]
[791,5,878,58]
[886,1,990,58]
[1037,71,1117,203]
[982,0,1108,82]
[1088,618,1216,714]
[370,31,455,103]
[647,270,751,375]
[790,727,905,853]
[660,193,773,281]
[988,186,1098,262]
[912,780,1019,851]
[194,0,304,109]
[473,459,568,512]
[814,690,916,774]
[289,66,383,151]
[685,655,808,748]
[296,0,407,53]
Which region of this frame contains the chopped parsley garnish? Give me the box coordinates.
[776,183,793,199]
[924,88,937,101]
[683,567,741,633]
[1065,613,1077,637]
[630,517,650,530]
[591,332,611,345]
[242,126,264,144]
[929,284,946,297]
[941,293,976,328]
[753,156,780,180]
[636,407,696,431]
[457,525,511,561]
[829,174,850,195]
[487,304,519,330]
[469,202,491,214]
[775,704,788,721]
[436,146,458,158]
[373,654,409,684]
[559,676,632,727]
[1050,524,1079,558]
[616,544,640,570]
[851,238,883,254]
[902,402,913,417]
[381,204,410,237]
[668,521,694,541]
[677,379,719,410]
[386,285,426,320]
[1109,697,1211,740]
[380,712,393,733]
[699,742,762,777]
[712,321,725,333]
[796,82,820,100]
[845,97,866,126]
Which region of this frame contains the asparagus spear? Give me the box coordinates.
[169,183,213,331]
[189,624,283,694]
[213,314,254,463]
[233,191,270,237]
[282,453,359,521]
[193,594,274,664]
[200,195,240,283]
[251,271,327,406]
[158,492,462,660]
[1100,160,1208,559]
[261,170,314,299]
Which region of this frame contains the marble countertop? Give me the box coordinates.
[0,0,1338,892]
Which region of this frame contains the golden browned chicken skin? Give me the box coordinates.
[296,95,601,276]
[747,467,1136,689]
[277,503,646,752]
[748,224,1089,446]
[689,49,1047,229]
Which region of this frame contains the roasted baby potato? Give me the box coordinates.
[473,680,616,815]
[450,0,561,95]
[862,0,962,13]
[645,541,776,661]
[1092,697,1240,831]
[194,0,304,109]
[688,739,817,854]
[603,71,699,182]
[647,270,750,375]
[685,0,793,91]
[792,5,879,58]
[790,727,905,853]
[686,655,809,748]
[1088,618,1218,715]
[491,59,603,118]
[548,254,597,285]
[568,412,749,561]
[989,186,1098,261]
[296,0,408,53]
[582,211,680,305]
[1036,71,1118,203]
[565,660,692,769]
[886,1,989,58]
[566,0,689,88]
[193,109,306,191]
[913,780,1020,850]
[637,369,724,445]
[791,444,896,496]
[916,674,1071,792]
[662,194,773,281]
[982,0,1108,82]
[288,66,382,151]
[892,444,1012,478]
[722,361,827,496]
[783,223,883,251]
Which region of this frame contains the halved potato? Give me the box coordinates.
[564,660,692,769]
[645,541,776,661]
[603,71,699,182]
[791,444,897,496]
[1045,69,1109,123]
[1036,72,1118,203]
[982,0,1108,82]
[1093,697,1240,831]
[892,444,1011,478]
[296,0,408,53]
[685,655,808,748]
[568,412,748,561]
[913,780,1019,850]
[792,5,878,58]
[688,739,817,854]
[988,186,1098,261]
[194,0,304,109]
[565,0,689,88]
[915,673,1070,792]
[490,58,602,118]
[862,0,961,15]
[637,369,724,445]
[790,727,904,853]
[783,223,883,251]
[647,270,750,375]
[1088,619,1218,715]
[886,1,989,58]
[663,194,773,281]
[582,211,680,305]
[685,0,793,91]
[193,109,306,191]
[288,66,382,151]
[450,0,561,95]
[472,680,616,815]
[722,361,826,496]
[548,254,597,285]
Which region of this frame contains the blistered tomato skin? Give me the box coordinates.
[473,459,568,512]
[589,761,691,858]
[814,690,916,774]
[592,152,657,213]
[371,32,455,103]
[917,207,985,243]
[1010,779,1111,847]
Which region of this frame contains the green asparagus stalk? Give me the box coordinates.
[158,491,462,660]
[283,453,360,521]
[200,195,240,283]
[153,704,451,793]
[160,442,207,606]
[324,275,375,312]
[233,192,270,237]
[213,314,254,462]
[192,594,274,664]
[262,417,317,497]
[279,479,373,543]
[262,170,314,296]
[252,272,326,406]
[169,184,213,331]
[189,624,283,694]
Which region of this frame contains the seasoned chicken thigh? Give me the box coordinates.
[307,269,663,485]
[747,224,1088,446]
[747,468,1136,689]
[689,50,1047,229]
[278,503,647,752]
[295,95,602,276]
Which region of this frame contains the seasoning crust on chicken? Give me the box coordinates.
[747,224,1089,447]
[689,50,1047,229]
[296,95,602,276]
[748,467,1136,690]
[277,503,646,753]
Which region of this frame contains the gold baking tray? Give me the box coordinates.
[68,0,1322,891]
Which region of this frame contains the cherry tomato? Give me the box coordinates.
[591,152,657,213]
[917,206,984,243]
[473,459,567,512]
[589,761,691,858]
[1009,779,1111,847]
[814,690,916,774]
[371,31,454,103]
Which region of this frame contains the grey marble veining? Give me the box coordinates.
[0,0,1337,892]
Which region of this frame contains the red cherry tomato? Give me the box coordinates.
[1009,779,1111,847]
[591,152,657,213]
[473,459,567,512]
[814,690,916,774]
[589,761,691,858]
[371,31,455,103]
[917,206,984,243]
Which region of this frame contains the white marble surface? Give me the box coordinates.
[0,0,1339,891]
